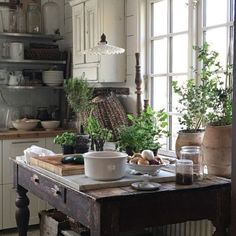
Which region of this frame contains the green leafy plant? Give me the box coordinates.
[173,42,232,130]
[54,132,76,146]
[64,73,94,114]
[85,116,113,151]
[117,106,169,154]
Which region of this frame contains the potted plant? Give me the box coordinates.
[54,132,76,154]
[85,116,113,151]
[117,106,169,155]
[172,42,222,158]
[64,73,94,133]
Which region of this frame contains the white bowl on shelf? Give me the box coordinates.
[41,120,60,130]
[12,119,40,131]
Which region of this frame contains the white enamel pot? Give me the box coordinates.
[83,151,128,181]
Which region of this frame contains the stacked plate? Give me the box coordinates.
[42,71,64,87]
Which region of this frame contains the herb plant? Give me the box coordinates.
[173,42,232,130]
[85,116,113,151]
[64,73,94,114]
[54,132,76,146]
[117,106,169,154]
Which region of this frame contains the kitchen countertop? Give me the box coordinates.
[0,128,76,140]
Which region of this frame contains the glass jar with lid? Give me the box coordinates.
[42,1,60,35]
[16,4,26,33]
[180,146,203,181]
[27,3,41,33]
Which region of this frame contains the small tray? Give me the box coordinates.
[131,182,161,191]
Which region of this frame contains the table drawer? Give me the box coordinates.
[17,165,66,210]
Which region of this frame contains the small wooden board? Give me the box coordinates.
[30,155,84,176]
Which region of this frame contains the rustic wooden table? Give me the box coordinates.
[13,161,231,236]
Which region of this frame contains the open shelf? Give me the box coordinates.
[0,32,63,41]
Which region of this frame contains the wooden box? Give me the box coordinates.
[39,209,70,236]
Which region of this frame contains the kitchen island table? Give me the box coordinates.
[13,160,230,236]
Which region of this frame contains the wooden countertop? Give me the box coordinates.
[0,129,76,140]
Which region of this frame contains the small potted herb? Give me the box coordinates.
[54,132,76,154]
[85,116,112,151]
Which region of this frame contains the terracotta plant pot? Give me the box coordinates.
[202,125,232,178]
[175,130,204,159]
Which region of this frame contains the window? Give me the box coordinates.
[147,0,234,155]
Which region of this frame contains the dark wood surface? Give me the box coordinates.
[14,161,231,236]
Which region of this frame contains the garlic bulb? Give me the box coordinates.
[141,150,155,161]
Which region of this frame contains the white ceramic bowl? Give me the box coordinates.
[41,120,60,130]
[127,162,168,175]
[12,119,39,131]
[83,151,128,181]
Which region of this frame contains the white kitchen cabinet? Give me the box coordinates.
[2,184,46,229]
[0,185,2,230]
[70,0,125,83]
[2,138,45,185]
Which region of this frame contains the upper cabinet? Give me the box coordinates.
[70,0,126,83]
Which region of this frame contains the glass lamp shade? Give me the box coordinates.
[84,33,125,55]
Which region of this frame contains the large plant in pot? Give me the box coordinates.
[172,42,225,158]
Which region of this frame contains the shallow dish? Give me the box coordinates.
[12,119,39,131]
[127,161,168,175]
[41,120,60,130]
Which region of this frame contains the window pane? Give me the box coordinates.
[172,34,188,73]
[172,0,188,33]
[205,0,227,27]
[152,0,167,36]
[152,76,167,111]
[205,27,227,68]
[171,75,188,113]
[152,39,167,74]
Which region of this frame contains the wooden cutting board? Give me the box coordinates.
[30,155,84,176]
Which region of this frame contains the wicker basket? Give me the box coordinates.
[88,93,128,139]
[25,49,66,60]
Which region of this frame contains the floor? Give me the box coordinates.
[0,226,40,236]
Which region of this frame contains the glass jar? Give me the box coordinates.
[27,3,41,33]
[176,159,193,185]
[42,1,60,35]
[16,4,26,33]
[9,9,17,32]
[180,146,203,181]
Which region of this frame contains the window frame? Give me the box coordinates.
[146,0,234,156]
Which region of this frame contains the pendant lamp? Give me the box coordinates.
[84,33,125,55]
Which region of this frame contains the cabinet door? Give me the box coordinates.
[0,141,2,185]
[2,138,45,184]
[0,185,2,230]
[2,184,46,229]
[45,137,62,154]
[85,0,99,63]
[72,3,85,65]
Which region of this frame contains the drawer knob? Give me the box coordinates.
[30,174,39,185]
[51,185,61,196]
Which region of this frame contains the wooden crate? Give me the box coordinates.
[39,209,70,236]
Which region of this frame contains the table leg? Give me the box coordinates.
[15,185,30,236]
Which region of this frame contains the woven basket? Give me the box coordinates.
[89,93,128,139]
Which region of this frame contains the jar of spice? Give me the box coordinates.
[176,159,193,185]
[27,3,41,33]
[180,146,203,181]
